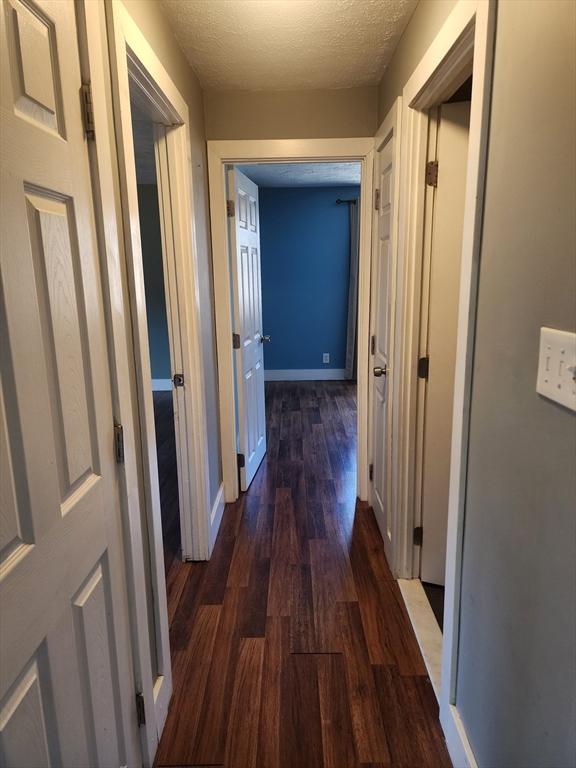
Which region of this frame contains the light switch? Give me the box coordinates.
[536,327,576,411]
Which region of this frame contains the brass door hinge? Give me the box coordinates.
[135,692,146,727]
[417,356,430,380]
[426,160,438,187]
[114,423,124,464]
[374,188,380,211]
[413,526,423,546]
[81,83,95,140]
[226,199,235,217]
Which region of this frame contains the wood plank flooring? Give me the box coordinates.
[153,391,188,622]
[154,381,452,768]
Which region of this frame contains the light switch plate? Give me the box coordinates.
[323,353,330,364]
[536,327,576,411]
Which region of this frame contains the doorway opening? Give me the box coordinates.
[207,138,374,508]
[417,78,472,631]
[130,97,184,590]
[226,161,362,493]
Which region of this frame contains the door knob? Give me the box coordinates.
[373,365,387,377]
[260,334,271,343]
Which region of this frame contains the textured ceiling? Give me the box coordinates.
[240,162,361,187]
[160,0,418,91]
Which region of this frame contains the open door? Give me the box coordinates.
[0,0,140,764]
[419,101,471,586]
[369,99,401,570]
[227,168,267,491]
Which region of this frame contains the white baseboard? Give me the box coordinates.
[398,578,477,767]
[151,378,172,391]
[264,368,348,381]
[208,483,225,555]
[440,702,478,768]
[398,578,443,698]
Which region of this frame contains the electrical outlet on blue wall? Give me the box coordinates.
[323,353,330,364]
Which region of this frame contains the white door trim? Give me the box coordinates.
[79,1,156,763]
[207,139,374,503]
[106,0,211,564]
[391,1,496,765]
[368,97,402,574]
[83,0,213,760]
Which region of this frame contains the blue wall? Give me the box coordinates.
[137,185,171,379]
[259,186,359,371]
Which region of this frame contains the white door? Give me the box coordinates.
[369,105,400,568]
[228,169,267,491]
[0,1,140,766]
[420,101,471,585]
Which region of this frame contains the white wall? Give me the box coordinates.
[456,2,576,765]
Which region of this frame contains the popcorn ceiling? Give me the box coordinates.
[161,0,418,91]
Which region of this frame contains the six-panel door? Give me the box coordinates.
[0,1,138,765]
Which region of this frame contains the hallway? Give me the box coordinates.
[155,381,451,767]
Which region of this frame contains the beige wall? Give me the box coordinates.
[204,86,378,140]
[456,1,576,765]
[377,0,457,122]
[121,0,222,506]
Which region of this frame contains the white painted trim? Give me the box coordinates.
[103,0,213,756]
[440,703,479,768]
[369,97,402,575]
[151,378,173,391]
[393,2,496,766]
[77,2,144,764]
[80,2,155,763]
[208,483,226,554]
[208,138,374,504]
[264,368,348,381]
[398,579,442,698]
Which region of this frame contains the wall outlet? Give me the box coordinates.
[323,353,330,364]
[536,327,576,411]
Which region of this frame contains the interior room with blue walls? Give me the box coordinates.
[253,174,360,380]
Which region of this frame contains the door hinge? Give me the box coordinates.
[413,526,423,546]
[369,463,374,481]
[374,188,380,211]
[232,332,241,349]
[417,355,430,380]
[370,334,376,355]
[426,160,438,187]
[237,453,245,469]
[135,692,146,727]
[172,373,184,387]
[81,83,95,140]
[226,199,235,217]
[114,423,124,464]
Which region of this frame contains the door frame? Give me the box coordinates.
[105,0,214,732]
[207,139,374,503]
[368,98,402,574]
[80,0,213,761]
[391,1,496,765]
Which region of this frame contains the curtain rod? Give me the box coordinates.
[336,198,357,205]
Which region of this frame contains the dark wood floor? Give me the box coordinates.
[154,381,451,768]
[153,391,189,622]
